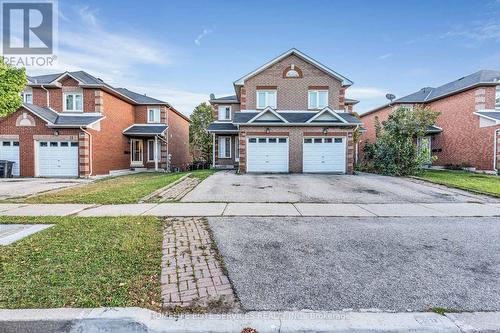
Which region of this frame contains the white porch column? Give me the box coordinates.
[212,133,216,168]
[154,136,158,171]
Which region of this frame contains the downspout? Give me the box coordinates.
[41,85,50,107]
[80,127,93,177]
[212,133,215,168]
[166,106,170,172]
[494,128,500,174]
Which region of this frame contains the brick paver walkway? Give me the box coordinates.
[161,217,236,309]
[158,177,200,202]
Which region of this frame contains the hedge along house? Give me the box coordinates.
[207,48,362,174]
[360,70,500,173]
[0,71,191,177]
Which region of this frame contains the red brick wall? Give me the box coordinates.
[238,126,355,174]
[360,86,500,170]
[243,54,343,110]
[0,107,79,177]
[167,108,191,171]
[89,90,135,175]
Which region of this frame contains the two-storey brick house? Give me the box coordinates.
[0,71,190,177]
[360,70,500,172]
[208,49,362,174]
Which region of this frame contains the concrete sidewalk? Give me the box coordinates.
[1,202,500,217]
[1,307,499,333]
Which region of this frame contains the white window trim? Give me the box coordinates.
[495,86,500,110]
[22,92,33,103]
[218,136,231,159]
[147,139,161,162]
[218,105,232,121]
[63,92,84,112]
[147,107,161,123]
[130,139,144,165]
[256,90,277,109]
[308,90,328,110]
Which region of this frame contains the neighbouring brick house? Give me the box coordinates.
[207,48,362,174]
[360,70,500,172]
[0,71,191,177]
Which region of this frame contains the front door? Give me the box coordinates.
[131,139,144,166]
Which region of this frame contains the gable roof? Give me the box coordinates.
[306,107,348,124]
[361,70,500,117]
[233,48,353,87]
[22,103,104,128]
[232,110,361,125]
[248,107,289,123]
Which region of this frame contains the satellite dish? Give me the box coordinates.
[385,93,396,103]
[209,93,215,100]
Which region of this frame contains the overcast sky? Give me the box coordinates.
[26,0,500,116]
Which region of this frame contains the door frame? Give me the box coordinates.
[302,136,347,173]
[246,136,289,173]
[130,139,144,167]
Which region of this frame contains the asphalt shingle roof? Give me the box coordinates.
[233,111,361,124]
[475,111,500,121]
[22,103,104,127]
[123,125,168,136]
[207,123,239,132]
[27,71,169,105]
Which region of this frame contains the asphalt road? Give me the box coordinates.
[208,216,500,311]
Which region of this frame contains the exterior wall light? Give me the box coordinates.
[266,128,270,134]
[323,128,328,135]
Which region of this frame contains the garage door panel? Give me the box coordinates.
[247,137,288,173]
[0,140,20,176]
[37,141,79,177]
[303,137,346,173]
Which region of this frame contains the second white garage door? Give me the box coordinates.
[37,141,79,177]
[303,137,346,173]
[247,137,288,172]
[0,140,20,176]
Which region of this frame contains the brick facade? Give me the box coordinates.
[0,73,191,177]
[360,86,500,171]
[243,54,343,110]
[236,126,355,174]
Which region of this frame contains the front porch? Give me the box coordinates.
[123,124,169,171]
[212,133,240,170]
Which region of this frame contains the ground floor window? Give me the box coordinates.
[218,136,231,158]
[147,139,161,162]
[131,139,143,164]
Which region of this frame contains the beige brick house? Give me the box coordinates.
[208,48,362,174]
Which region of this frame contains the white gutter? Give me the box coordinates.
[80,127,93,177]
[495,128,500,173]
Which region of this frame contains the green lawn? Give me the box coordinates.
[0,216,163,310]
[418,170,500,197]
[16,169,217,204]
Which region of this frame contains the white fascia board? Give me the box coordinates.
[248,107,289,123]
[474,111,500,123]
[306,107,348,123]
[233,48,353,87]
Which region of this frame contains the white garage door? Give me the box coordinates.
[247,137,288,173]
[37,141,79,177]
[0,140,20,176]
[303,137,346,173]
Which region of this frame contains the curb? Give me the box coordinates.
[1,308,499,332]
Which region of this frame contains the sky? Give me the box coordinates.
[24,0,500,116]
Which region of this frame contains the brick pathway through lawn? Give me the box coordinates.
[161,217,237,310]
[158,177,200,202]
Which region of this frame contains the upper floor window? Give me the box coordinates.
[148,108,161,123]
[496,86,500,109]
[308,90,328,109]
[64,93,83,112]
[21,92,32,104]
[257,90,277,109]
[218,106,231,120]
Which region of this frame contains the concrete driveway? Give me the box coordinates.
[0,178,91,200]
[209,216,500,311]
[182,171,496,203]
